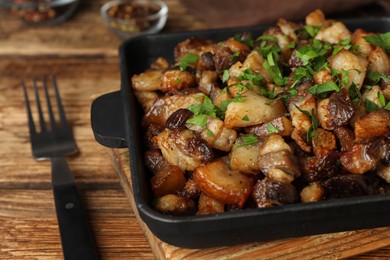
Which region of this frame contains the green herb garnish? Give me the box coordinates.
[187,95,218,117]
[294,105,319,142]
[308,82,340,99]
[364,32,390,52]
[237,133,259,147]
[366,70,390,85]
[242,115,250,121]
[238,69,263,86]
[267,122,279,134]
[304,25,321,37]
[222,70,230,83]
[365,98,380,112]
[179,53,199,71]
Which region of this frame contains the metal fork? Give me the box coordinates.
[22,75,98,260]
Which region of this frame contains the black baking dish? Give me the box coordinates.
[91,17,390,248]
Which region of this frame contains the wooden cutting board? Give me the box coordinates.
[109,148,390,259]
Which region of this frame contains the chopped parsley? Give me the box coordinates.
[267,122,279,134]
[179,53,199,71]
[186,114,214,136]
[365,98,380,112]
[187,95,219,118]
[238,69,263,86]
[378,92,390,111]
[242,115,250,121]
[304,25,321,38]
[235,133,259,147]
[366,70,390,85]
[296,39,331,67]
[348,83,362,104]
[186,95,222,136]
[331,38,353,55]
[255,35,288,86]
[294,105,319,142]
[364,32,390,52]
[222,70,230,83]
[308,82,340,99]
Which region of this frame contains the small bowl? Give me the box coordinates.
[101,0,168,39]
[0,0,80,25]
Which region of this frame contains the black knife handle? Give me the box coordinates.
[51,157,99,260]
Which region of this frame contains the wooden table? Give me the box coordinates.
[0,1,389,259]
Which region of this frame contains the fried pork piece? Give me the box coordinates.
[154,194,196,215]
[132,70,163,92]
[197,70,218,95]
[368,46,390,75]
[245,116,293,139]
[288,83,317,133]
[362,85,385,110]
[263,22,296,54]
[143,92,204,128]
[313,68,333,85]
[242,51,273,83]
[213,37,250,72]
[301,151,340,182]
[377,164,390,184]
[305,9,325,26]
[306,9,351,44]
[315,21,351,44]
[317,98,333,130]
[150,57,170,70]
[333,126,355,152]
[174,37,215,70]
[351,29,390,74]
[194,157,253,208]
[145,150,187,197]
[351,29,374,56]
[329,89,355,126]
[153,128,213,171]
[230,137,262,174]
[209,84,232,108]
[317,89,355,131]
[224,90,286,128]
[186,115,237,152]
[252,177,297,208]
[179,178,201,200]
[300,182,325,203]
[381,81,390,101]
[322,174,377,199]
[160,68,197,93]
[197,192,225,215]
[311,128,337,158]
[328,49,368,90]
[354,109,390,142]
[226,51,272,87]
[258,134,300,183]
[340,139,384,174]
[134,90,159,112]
[288,83,317,152]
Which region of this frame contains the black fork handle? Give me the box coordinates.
[51,157,99,260]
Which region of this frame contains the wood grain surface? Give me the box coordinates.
[0,0,389,259]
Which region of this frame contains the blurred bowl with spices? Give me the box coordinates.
[101,0,168,39]
[0,0,80,25]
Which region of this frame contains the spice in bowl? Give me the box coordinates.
[101,0,168,39]
[0,0,80,25]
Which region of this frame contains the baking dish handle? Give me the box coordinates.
[91,91,127,148]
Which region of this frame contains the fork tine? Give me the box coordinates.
[22,80,36,135]
[51,74,69,127]
[42,75,57,130]
[33,76,47,132]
